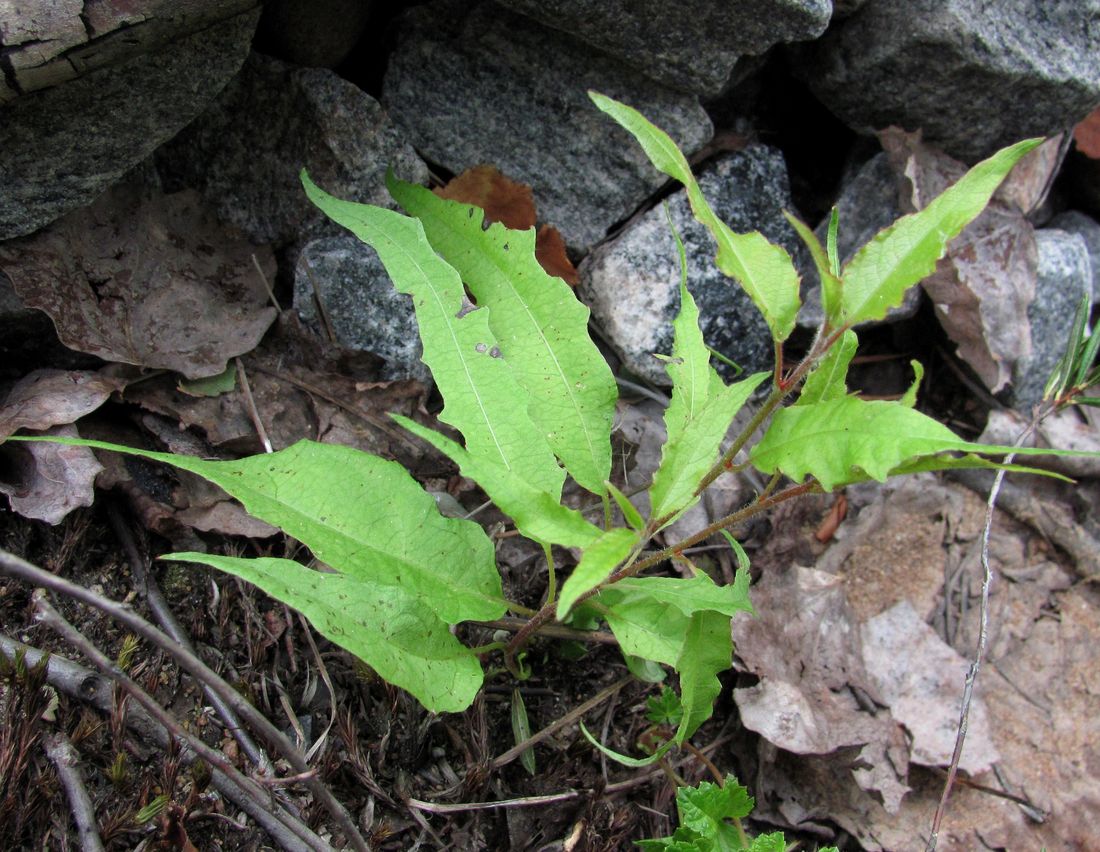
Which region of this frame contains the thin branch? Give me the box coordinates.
[0,549,368,852]
[106,503,271,775]
[44,731,105,852]
[235,357,273,454]
[0,633,324,852]
[476,617,619,645]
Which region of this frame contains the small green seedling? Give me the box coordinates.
[10,93,1096,815]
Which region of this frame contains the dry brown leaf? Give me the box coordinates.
[0,424,102,524]
[1074,105,1100,159]
[0,368,129,440]
[0,182,278,379]
[436,165,579,285]
[879,129,1063,392]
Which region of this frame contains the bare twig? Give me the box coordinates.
[927,416,1041,851]
[106,503,271,775]
[0,549,369,852]
[235,357,273,454]
[0,633,324,852]
[252,253,282,313]
[44,731,106,852]
[475,617,619,645]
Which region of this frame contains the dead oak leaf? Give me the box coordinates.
[436,165,578,285]
[0,182,278,379]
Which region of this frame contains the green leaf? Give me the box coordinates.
[557,527,639,619]
[678,777,754,829]
[718,530,750,574]
[826,206,840,277]
[899,360,924,408]
[16,437,504,623]
[796,330,857,406]
[839,137,1043,327]
[673,610,731,743]
[178,364,236,397]
[611,570,754,620]
[580,721,675,768]
[625,655,667,683]
[649,276,769,525]
[607,480,645,532]
[393,415,602,548]
[510,688,536,775]
[387,175,617,495]
[745,833,787,852]
[302,172,565,498]
[590,91,801,343]
[785,210,842,327]
[751,395,1096,491]
[165,554,482,712]
[646,685,683,726]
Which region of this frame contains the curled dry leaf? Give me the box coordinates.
[1073,105,1100,160]
[436,165,579,285]
[880,129,1062,392]
[0,182,278,379]
[0,424,102,524]
[0,368,130,440]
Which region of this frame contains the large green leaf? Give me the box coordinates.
[612,570,754,620]
[302,172,564,498]
[838,137,1043,327]
[393,415,603,548]
[556,527,639,619]
[590,91,801,343]
[751,395,1094,491]
[165,554,482,712]
[387,176,617,495]
[17,437,505,623]
[649,277,768,526]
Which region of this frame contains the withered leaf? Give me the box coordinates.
[0,182,278,379]
[0,424,102,524]
[1074,105,1100,160]
[436,165,578,285]
[0,368,129,440]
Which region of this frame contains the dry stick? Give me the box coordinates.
[235,357,273,454]
[106,503,271,775]
[27,596,329,852]
[0,633,325,852]
[252,253,282,313]
[0,549,370,852]
[926,419,1040,851]
[491,675,632,770]
[44,731,106,852]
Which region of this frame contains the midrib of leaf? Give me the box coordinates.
[388,176,615,495]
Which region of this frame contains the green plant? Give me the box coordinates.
[10,93,1095,817]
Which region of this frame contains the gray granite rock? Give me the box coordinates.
[797,0,1100,163]
[1012,229,1093,410]
[0,7,260,240]
[382,0,713,253]
[156,52,427,248]
[494,0,831,96]
[1050,210,1100,302]
[799,152,922,328]
[294,236,428,382]
[581,146,800,385]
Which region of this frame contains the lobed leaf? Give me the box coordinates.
[388,175,617,495]
[751,395,1096,491]
[839,137,1043,327]
[302,172,564,498]
[164,554,482,712]
[13,436,505,623]
[393,415,602,548]
[649,275,768,525]
[590,91,802,343]
[672,609,732,743]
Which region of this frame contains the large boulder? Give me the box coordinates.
[0,1,261,239]
[797,0,1100,162]
[580,145,802,386]
[382,0,713,253]
[156,52,428,248]
[495,0,832,96]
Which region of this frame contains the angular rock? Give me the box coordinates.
[156,52,427,247]
[382,0,712,252]
[494,0,831,96]
[1050,210,1100,301]
[580,146,800,385]
[799,152,921,328]
[1012,229,1093,410]
[798,0,1100,162]
[294,237,428,382]
[0,6,260,239]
